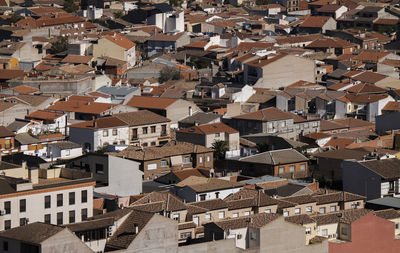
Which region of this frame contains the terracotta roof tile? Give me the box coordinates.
[104,34,136,50]
[299,16,332,28]
[126,96,177,109]
[11,85,39,94]
[26,110,64,120]
[232,107,293,121]
[177,122,237,135]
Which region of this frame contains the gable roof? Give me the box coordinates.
[0,222,64,244]
[126,96,177,109]
[177,177,244,192]
[104,34,136,50]
[239,148,308,165]
[299,16,332,28]
[177,122,237,135]
[210,213,280,230]
[0,126,15,138]
[232,107,293,121]
[360,158,400,179]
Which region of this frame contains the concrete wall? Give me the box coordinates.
[167,100,202,128]
[126,214,178,253]
[342,160,381,200]
[253,55,316,89]
[179,238,237,253]
[259,217,328,253]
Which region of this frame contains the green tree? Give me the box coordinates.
[51,37,68,54]
[256,141,270,153]
[63,0,78,13]
[10,13,23,24]
[212,140,228,160]
[159,66,181,83]
[114,11,124,19]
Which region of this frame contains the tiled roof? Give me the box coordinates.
[374,209,400,220]
[0,126,15,138]
[313,148,369,160]
[47,101,117,114]
[106,210,155,250]
[0,69,25,79]
[304,132,331,140]
[352,71,387,84]
[113,110,170,126]
[382,101,400,112]
[306,37,354,48]
[239,148,308,165]
[323,137,355,149]
[279,194,317,205]
[299,16,332,28]
[26,110,64,120]
[66,217,114,232]
[338,93,388,103]
[232,107,293,121]
[69,116,127,130]
[360,158,400,179]
[115,142,213,161]
[177,122,237,135]
[190,198,228,210]
[183,178,244,193]
[353,51,390,62]
[285,214,315,225]
[11,85,39,94]
[131,191,186,212]
[312,191,365,205]
[126,96,177,109]
[171,168,210,181]
[316,4,343,12]
[61,55,93,64]
[345,83,386,94]
[224,188,279,207]
[149,32,185,42]
[211,213,280,230]
[0,222,64,244]
[245,53,286,68]
[104,34,136,50]
[320,118,374,131]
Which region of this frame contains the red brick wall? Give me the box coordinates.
[329,212,400,253]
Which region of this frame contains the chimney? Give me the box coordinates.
[189,106,193,116]
[28,168,39,185]
[134,224,139,234]
[22,161,28,179]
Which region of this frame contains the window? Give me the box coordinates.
[151,126,156,133]
[233,213,239,218]
[183,157,191,164]
[143,142,148,147]
[151,142,156,146]
[161,160,168,167]
[199,194,206,201]
[396,223,399,229]
[44,214,51,224]
[57,212,63,225]
[207,156,210,162]
[45,195,51,209]
[205,213,211,220]
[215,133,220,137]
[69,192,75,205]
[4,220,10,230]
[81,190,87,203]
[3,241,8,251]
[95,163,104,174]
[351,204,356,209]
[330,206,336,212]
[283,211,289,216]
[265,209,271,213]
[120,140,126,145]
[319,207,326,214]
[172,213,179,221]
[295,208,301,214]
[278,167,284,174]
[112,128,118,136]
[147,163,157,170]
[161,124,167,135]
[20,218,26,226]
[390,181,395,190]
[244,211,250,216]
[132,128,138,139]
[341,227,347,235]
[4,139,11,149]
[199,157,203,163]
[218,211,225,219]
[103,130,108,137]
[322,229,328,236]
[57,194,63,207]
[81,208,88,221]
[215,192,219,198]
[4,201,10,214]
[306,206,312,213]
[180,232,192,239]
[20,199,26,213]
[305,228,311,235]
[69,210,75,223]
[289,165,295,173]
[300,164,306,171]
[142,127,148,134]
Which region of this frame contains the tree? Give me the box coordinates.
[10,13,23,24]
[51,37,68,54]
[114,11,124,19]
[63,0,78,13]
[256,141,270,153]
[159,66,180,83]
[212,140,228,160]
